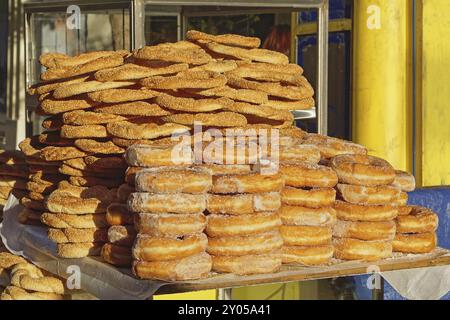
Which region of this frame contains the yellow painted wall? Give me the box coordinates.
[154,290,216,300]
[352,0,413,171]
[415,0,450,186]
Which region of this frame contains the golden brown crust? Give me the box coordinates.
[40,97,99,114]
[135,213,206,237]
[56,242,103,258]
[187,30,261,48]
[134,42,212,65]
[278,144,321,165]
[200,164,252,176]
[101,243,132,267]
[106,120,189,140]
[336,183,401,205]
[106,203,133,226]
[0,176,27,190]
[190,60,237,73]
[53,80,135,99]
[40,50,128,69]
[212,253,281,275]
[204,42,288,64]
[279,206,336,227]
[127,192,206,214]
[333,238,393,261]
[282,245,333,266]
[42,116,63,131]
[19,137,44,158]
[211,173,284,194]
[48,227,108,244]
[163,111,248,127]
[225,102,294,126]
[40,146,88,161]
[125,144,193,167]
[186,86,268,105]
[141,70,227,90]
[107,225,136,247]
[94,63,189,81]
[41,212,108,229]
[206,193,281,215]
[156,94,232,113]
[396,206,439,234]
[60,124,108,139]
[262,97,315,111]
[87,88,159,103]
[74,139,125,155]
[1,286,64,300]
[392,170,416,192]
[281,187,336,208]
[21,197,46,211]
[26,180,57,194]
[0,252,27,269]
[33,75,91,95]
[393,233,437,254]
[334,200,398,222]
[46,194,108,215]
[303,133,368,159]
[280,225,332,246]
[62,110,131,125]
[38,131,73,146]
[227,65,305,86]
[333,220,396,241]
[93,101,171,116]
[280,164,338,188]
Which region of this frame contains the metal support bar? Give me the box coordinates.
[317,0,329,135]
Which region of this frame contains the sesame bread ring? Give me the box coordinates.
[330,154,396,186]
[210,173,284,194]
[262,97,315,111]
[141,71,227,90]
[200,164,252,176]
[53,181,115,203]
[40,97,99,115]
[62,110,131,125]
[162,111,248,127]
[0,186,13,198]
[32,75,90,95]
[206,212,281,237]
[61,125,108,139]
[227,66,305,86]
[41,213,108,229]
[227,76,311,100]
[135,167,212,194]
[40,146,88,162]
[0,252,27,269]
[56,242,103,258]
[93,101,171,117]
[128,193,206,214]
[281,187,336,208]
[190,60,238,73]
[134,42,212,65]
[392,170,416,192]
[107,225,136,247]
[280,225,332,246]
[106,203,133,226]
[133,233,208,262]
[0,286,64,300]
[235,60,304,75]
[156,94,232,113]
[225,102,294,128]
[280,164,338,188]
[38,131,73,146]
[187,30,261,48]
[40,50,129,69]
[46,194,108,214]
[42,115,63,131]
[94,62,189,81]
[282,245,334,266]
[279,206,336,227]
[53,80,135,99]
[333,220,396,241]
[333,238,393,261]
[334,201,398,222]
[336,184,401,205]
[393,233,437,254]
[48,227,108,244]
[277,144,321,165]
[189,86,268,105]
[112,137,177,148]
[26,191,46,201]
[135,213,206,237]
[64,156,127,171]
[69,176,123,188]
[207,231,283,256]
[303,134,368,159]
[125,144,193,167]
[133,252,212,281]
[101,243,132,267]
[10,265,64,294]
[207,193,281,215]
[212,253,281,275]
[396,206,439,234]
[19,136,44,158]
[87,88,159,104]
[205,42,288,65]
[74,139,125,155]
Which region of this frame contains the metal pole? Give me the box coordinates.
[132,0,145,49]
[317,0,328,135]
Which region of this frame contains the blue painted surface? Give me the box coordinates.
[353,187,450,300]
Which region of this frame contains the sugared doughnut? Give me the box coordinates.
[282,245,333,266]
[277,144,321,165]
[396,206,439,234]
[207,231,283,256]
[211,253,281,275]
[210,173,284,194]
[392,233,437,254]
[107,225,136,247]
[333,220,396,241]
[206,193,281,215]
[393,192,408,206]
[106,203,133,226]
[333,238,392,261]
[206,212,281,237]
[279,164,338,188]
[281,187,336,208]
[134,213,206,237]
[279,206,336,227]
[397,206,414,216]
[133,252,212,281]
[125,144,193,167]
[41,212,108,229]
[280,225,332,246]
[101,243,132,267]
[334,201,398,222]
[48,227,108,244]
[200,164,251,176]
[57,242,103,258]
[336,184,401,205]
[127,192,206,214]
[303,133,368,159]
[330,154,395,186]
[392,170,416,192]
[135,167,212,194]
[132,233,208,262]
[125,166,143,186]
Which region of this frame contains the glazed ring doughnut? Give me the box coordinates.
[280,164,338,188]
[106,203,134,226]
[41,212,108,229]
[397,206,413,216]
[56,242,103,258]
[134,213,206,237]
[396,206,439,234]
[280,226,332,246]
[281,187,336,208]
[132,233,208,262]
[48,228,108,244]
[200,164,251,176]
[127,193,206,214]
[279,206,336,227]
[206,212,281,237]
[125,144,193,167]
[0,252,27,269]
[282,245,334,266]
[330,154,396,186]
[116,183,135,203]
[211,253,281,275]
[392,170,416,192]
[207,231,283,256]
[101,243,132,267]
[107,225,136,247]
[278,144,321,165]
[334,200,398,222]
[333,238,393,261]
[333,220,396,241]
[207,193,281,215]
[393,192,408,206]
[336,184,401,205]
[302,133,368,159]
[135,167,212,194]
[0,286,64,300]
[210,173,284,194]
[392,233,437,254]
[132,252,212,281]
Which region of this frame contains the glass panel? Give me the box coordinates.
[145,15,178,45]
